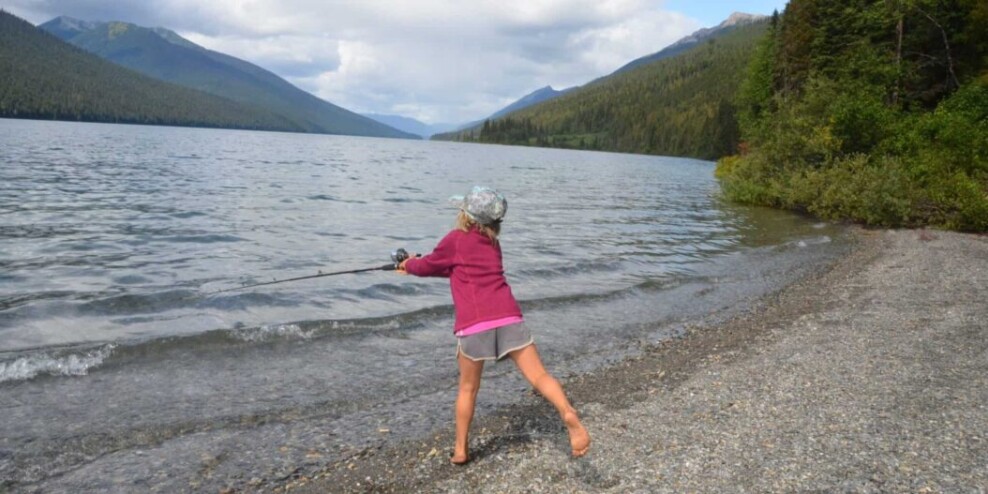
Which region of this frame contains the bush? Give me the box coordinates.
[719,80,988,231]
[716,154,779,206]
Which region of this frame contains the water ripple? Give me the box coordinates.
[0,119,842,358]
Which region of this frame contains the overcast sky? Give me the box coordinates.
[6,1,788,124]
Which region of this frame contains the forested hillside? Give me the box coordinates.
[0,11,298,131]
[612,12,764,75]
[717,0,988,231]
[434,21,768,160]
[39,16,415,139]
[486,86,574,120]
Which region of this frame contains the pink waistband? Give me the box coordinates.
[454,316,525,337]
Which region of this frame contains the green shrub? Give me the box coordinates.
[720,0,988,232]
[720,80,988,231]
[716,154,779,206]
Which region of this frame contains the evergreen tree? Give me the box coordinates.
[717,0,988,231]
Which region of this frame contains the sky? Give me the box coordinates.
[5,1,788,124]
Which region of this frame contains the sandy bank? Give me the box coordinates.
[284,229,987,493]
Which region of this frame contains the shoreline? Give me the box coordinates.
[283,228,987,493]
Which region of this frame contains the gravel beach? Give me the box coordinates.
[280,229,988,493]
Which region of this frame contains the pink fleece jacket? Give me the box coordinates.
[404,228,523,332]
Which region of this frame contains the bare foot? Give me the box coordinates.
[563,409,590,457]
[450,449,469,465]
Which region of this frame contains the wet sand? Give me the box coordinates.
[280,229,988,493]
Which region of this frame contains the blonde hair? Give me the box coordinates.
[456,210,500,243]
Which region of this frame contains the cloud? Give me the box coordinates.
[6,0,702,123]
[181,33,341,78]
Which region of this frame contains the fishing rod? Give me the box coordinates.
[205,249,417,295]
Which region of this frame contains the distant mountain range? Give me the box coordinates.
[360,114,458,139]
[38,16,416,139]
[363,85,575,138]
[446,85,576,135]
[435,12,766,145]
[0,10,302,131]
[433,13,769,159]
[2,8,769,151]
[371,11,762,139]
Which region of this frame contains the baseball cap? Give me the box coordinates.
[449,186,507,225]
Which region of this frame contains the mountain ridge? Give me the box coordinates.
[360,113,457,139]
[39,16,416,139]
[447,85,576,135]
[488,85,574,120]
[613,11,766,74]
[433,17,770,159]
[436,12,769,144]
[0,10,301,131]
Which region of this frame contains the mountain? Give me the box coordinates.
[0,10,299,131]
[32,14,97,40]
[360,113,458,139]
[39,16,416,139]
[433,17,769,160]
[489,86,574,120]
[450,85,575,134]
[614,12,767,74]
[360,85,573,139]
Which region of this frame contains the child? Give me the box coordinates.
[398,186,590,464]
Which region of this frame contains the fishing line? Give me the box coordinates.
[202,249,417,296]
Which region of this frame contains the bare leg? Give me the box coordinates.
[453,350,485,464]
[508,344,590,457]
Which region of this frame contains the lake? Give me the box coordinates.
[0,119,848,491]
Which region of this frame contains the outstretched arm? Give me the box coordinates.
[400,233,455,278]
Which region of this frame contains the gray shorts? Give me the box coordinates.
[457,323,534,361]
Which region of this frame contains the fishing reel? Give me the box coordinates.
[390,248,422,269]
[391,248,411,269]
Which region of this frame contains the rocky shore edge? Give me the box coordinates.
[272,228,986,493]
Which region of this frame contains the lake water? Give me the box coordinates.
[0,119,848,491]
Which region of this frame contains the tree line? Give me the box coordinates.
[718,0,987,231]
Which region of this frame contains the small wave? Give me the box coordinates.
[112,274,151,285]
[381,198,431,204]
[307,195,366,204]
[170,211,207,219]
[0,344,116,383]
[231,324,314,342]
[513,260,623,280]
[0,290,78,311]
[0,224,82,239]
[307,194,337,201]
[310,318,403,334]
[0,273,28,283]
[783,236,833,249]
[78,290,196,315]
[160,234,245,244]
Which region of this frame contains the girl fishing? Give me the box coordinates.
[398,186,590,464]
